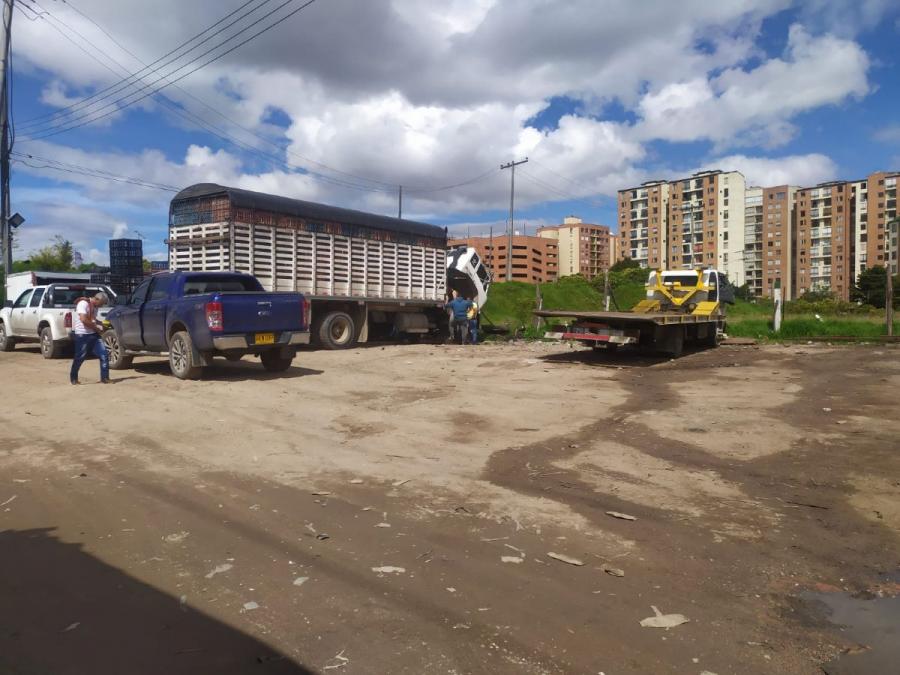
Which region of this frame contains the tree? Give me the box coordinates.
[142,258,152,273]
[732,282,753,302]
[29,236,75,272]
[609,258,641,272]
[851,265,900,308]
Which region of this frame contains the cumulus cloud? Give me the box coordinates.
[705,153,838,187]
[635,25,870,148]
[7,0,882,253]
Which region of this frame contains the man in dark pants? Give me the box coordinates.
[444,290,472,345]
[70,292,110,385]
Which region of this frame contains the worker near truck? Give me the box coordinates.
[466,296,479,345]
[444,290,472,345]
[70,292,111,385]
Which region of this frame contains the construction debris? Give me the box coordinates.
[606,511,638,521]
[639,606,689,629]
[548,552,585,566]
[600,564,625,577]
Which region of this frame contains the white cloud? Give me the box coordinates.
[707,153,838,187]
[635,25,870,148]
[874,125,900,144]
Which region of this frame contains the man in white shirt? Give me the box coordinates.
[70,292,110,385]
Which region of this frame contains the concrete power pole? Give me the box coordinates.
[0,0,13,274]
[397,185,402,219]
[500,158,527,281]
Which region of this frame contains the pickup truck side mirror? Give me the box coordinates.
[3,300,12,309]
[114,295,129,306]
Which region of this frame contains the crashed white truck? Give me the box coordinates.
[167,183,490,348]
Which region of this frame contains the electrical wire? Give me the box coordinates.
[529,157,607,198]
[20,0,319,139]
[518,169,606,209]
[18,0,274,128]
[12,152,180,191]
[19,0,500,196]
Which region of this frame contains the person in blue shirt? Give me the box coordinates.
[444,290,473,344]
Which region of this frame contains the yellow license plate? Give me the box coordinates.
[254,333,275,345]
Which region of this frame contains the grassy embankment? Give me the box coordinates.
[483,277,899,339]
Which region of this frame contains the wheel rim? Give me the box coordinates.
[171,337,188,373]
[104,333,120,362]
[330,317,351,344]
[41,332,51,355]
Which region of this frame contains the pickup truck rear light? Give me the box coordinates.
[64,312,72,328]
[302,297,310,326]
[206,301,223,331]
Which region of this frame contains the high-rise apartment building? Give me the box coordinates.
[793,182,853,299]
[617,180,669,269]
[537,216,611,280]
[448,235,558,283]
[744,185,797,299]
[668,170,746,281]
[861,172,899,275]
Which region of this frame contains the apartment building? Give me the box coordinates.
[617,180,669,268]
[744,185,797,299]
[793,182,853,300]
[668,170,747,282]
[537,216,612,280]
[448,234,558,283]
[858,172,899,275]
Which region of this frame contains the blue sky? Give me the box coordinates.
[8,0,900,263]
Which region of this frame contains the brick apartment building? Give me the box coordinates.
[616,169,897,301]
[537,216,612,280]
[617,180,669,269]
[744,185,796,300]
[448,234,558,283]
[618,170,746,283]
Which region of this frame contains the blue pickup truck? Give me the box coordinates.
[102,271,309,379]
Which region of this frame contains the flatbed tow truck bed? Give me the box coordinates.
[533,310,717,325]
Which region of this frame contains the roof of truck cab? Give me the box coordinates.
[172,183,446,241]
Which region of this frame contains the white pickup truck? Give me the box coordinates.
[0,283,116,358]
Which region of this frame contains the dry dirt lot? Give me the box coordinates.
[1,341,898,675]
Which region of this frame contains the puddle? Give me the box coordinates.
[803,583,900,675]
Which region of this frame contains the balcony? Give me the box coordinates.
[809,247,832,258]
[809,228,832,239]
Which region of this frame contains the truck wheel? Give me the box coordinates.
[260,350,293,372]
[319,311,356,349]
[701,325,719,348]
[0,322,15,351]
[103,329,134,369]
[168,331,202,380]
[40,327,64,359]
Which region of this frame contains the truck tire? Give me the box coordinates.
[168,330,202,380]
[40,327,64,359]
[260,350,293,372]
[0,321,15,351]
[700,324,719,348]
[318,311,356,349]
[103,329,134,369]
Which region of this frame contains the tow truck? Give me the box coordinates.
[535,268,733,357]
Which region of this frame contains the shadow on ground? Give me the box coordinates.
[0,528,313,675]
[131,358,324,381]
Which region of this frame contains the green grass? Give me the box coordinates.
[727,315,899,339]
[481,277,605,330]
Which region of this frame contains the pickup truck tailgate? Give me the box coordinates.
[219,293,305,335]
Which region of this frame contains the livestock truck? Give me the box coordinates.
[167,183,490,348]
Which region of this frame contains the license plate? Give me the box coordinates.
[254,332,275,345]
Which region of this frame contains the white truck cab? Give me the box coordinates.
[0,283,116,358]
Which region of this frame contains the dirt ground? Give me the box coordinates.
[1,340,898,675]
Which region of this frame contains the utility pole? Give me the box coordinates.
[397,185,402,219]
[0,0,13,274]
[887,217,898,336]
[500,157,527,281]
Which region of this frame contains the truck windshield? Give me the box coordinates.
[183,276,262,295]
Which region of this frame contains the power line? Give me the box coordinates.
[11,151,180,191]
[18,0,501,197]
[518,169,606,209]
[20,0,319,140]
[529,157,607,198]
[18,0,273,128]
